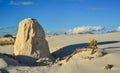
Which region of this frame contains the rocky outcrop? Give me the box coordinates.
[14,18,53,65]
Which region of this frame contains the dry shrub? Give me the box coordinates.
[53,33,59,36]
[48,35,52,38]
[3,34,13,38]
[77,32,83,34]
[86,32,94,34]
[89,39,97,49]
[89,39,97,54]
[0,40,14,46]
[0,34,16,46]
[104,64,113,70]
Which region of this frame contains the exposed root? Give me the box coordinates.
[54,48,87,63]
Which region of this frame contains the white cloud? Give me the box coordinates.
[21,2,33,5]
[117,26,120,31]
[67,26,103,34]
[10,1,33,5]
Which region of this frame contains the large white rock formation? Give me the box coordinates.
[14,18,53,65]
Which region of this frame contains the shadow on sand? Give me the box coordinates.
[52,41,120,59]
[0,69,9,73]
[0,54,49,67]
[0,41,119,67]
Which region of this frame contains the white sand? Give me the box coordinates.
[0,58,7,69]
[0,32,120,73]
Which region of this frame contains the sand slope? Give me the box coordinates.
[0,32,120,73]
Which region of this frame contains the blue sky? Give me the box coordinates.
[0,0,120,35]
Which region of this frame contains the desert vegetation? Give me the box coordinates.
[104,64,113,70]
[3,34,16,40]
[53,33,59,36]
[86,32,94,34]
[89,39,98,54]
[3,34,13,38]
[0,31,119,73]
[0,40,14,46]
[54,39,103,63]
[0,34,15,46]
[54,48,88,63]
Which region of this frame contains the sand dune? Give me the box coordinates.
[0,32,120,73]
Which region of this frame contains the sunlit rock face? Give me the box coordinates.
[14,18,53,65]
